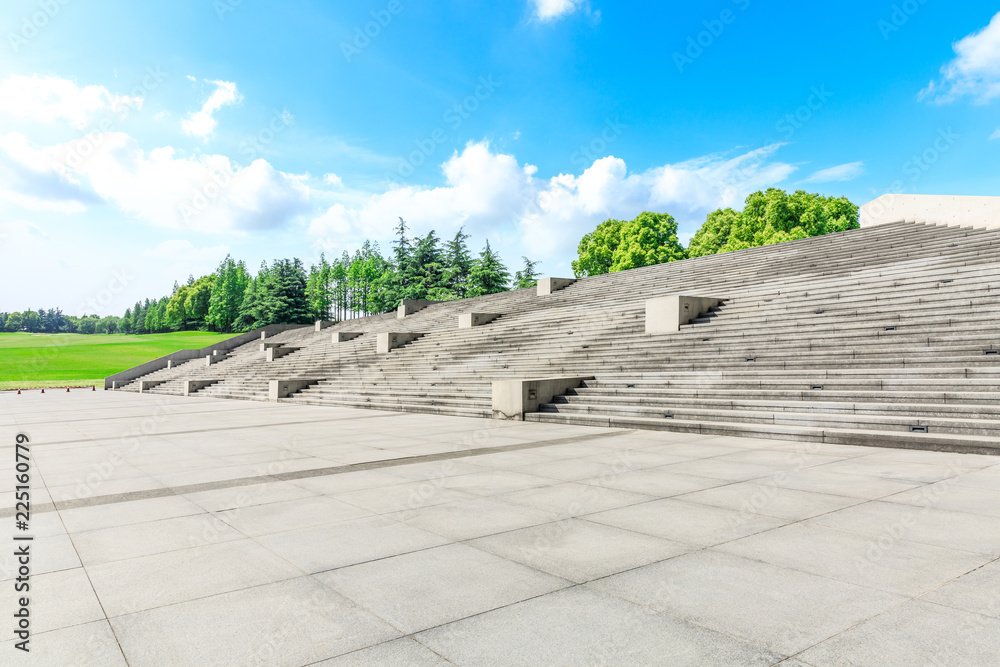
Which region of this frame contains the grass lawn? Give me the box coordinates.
[0,331,237,389]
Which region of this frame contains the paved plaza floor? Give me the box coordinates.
[1,390,999,666]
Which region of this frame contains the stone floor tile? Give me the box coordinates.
[255,515,451,572]
[88,538,303,616]
[717,522,992,597]
[470,518,689,583]
[797,599,1000,667]
[585,498,787,547]
[416,586,782,666]
[111,576,399,666]
[319,543,570,633]
[588,549,907,655]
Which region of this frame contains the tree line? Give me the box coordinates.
[572,188,859,276]
[2,220,541,335]
[4,190,857,335]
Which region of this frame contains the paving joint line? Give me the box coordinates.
[2,429,635,517]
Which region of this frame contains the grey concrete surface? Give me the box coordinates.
[2,390,999,665]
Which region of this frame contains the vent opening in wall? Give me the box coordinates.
[885,326,897,331]
[811,385,823,390]
[909,425,929,433]
[985,350,999,356]
[746,357,756,362]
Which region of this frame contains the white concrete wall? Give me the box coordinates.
[861,195,1000,230]
[645,295,726,334]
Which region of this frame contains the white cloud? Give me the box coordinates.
[920,11,1000,104]
[802,161,865,183]
[0,132,95,212]
[144,240,229,262]
[323,173,344,187]
[991,129,1000,140]
[532,0,583,21]
[182,79,242,138]
[0,75,142,129]
[309,140,796,274]
[48,132,310,232]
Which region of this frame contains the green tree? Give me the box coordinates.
[687,208,740,258]
[689,189,859,256]
[467,240,510,297]
[165,285,191,325]
[444,227,473,298]
[330,254,349,320]
[207,255,250,332]
[390,217,415,301]
[609,212,686,272]
[259,258,311,325]
[235,270,265,331]
[370,263,399,314]
[132,301,146,334]
[5,312,21,332]
[306,254,333,321]
[96,316,119,334]
[184,276,214,325]
[21,310,40,332]
[513,257,541,289]
[411,230,446,299]
[572,218,626,277]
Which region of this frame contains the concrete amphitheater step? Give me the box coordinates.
[524,411,1000,456]
[109,220,1000,454]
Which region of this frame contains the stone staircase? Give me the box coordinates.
[113,221,1000,453]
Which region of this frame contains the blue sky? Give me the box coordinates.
[1,0,998,315]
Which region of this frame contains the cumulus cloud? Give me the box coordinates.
[47,132,310,232]
[309,140,796,273]
[182,79,242,138]
[0,132,96,212]
[0,75,142,129]
[802,161,864,183]
[920,12,1000,104]
[531,0,584,21]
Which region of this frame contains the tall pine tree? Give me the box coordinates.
[467,240,510,297]
[444,226,473,298]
